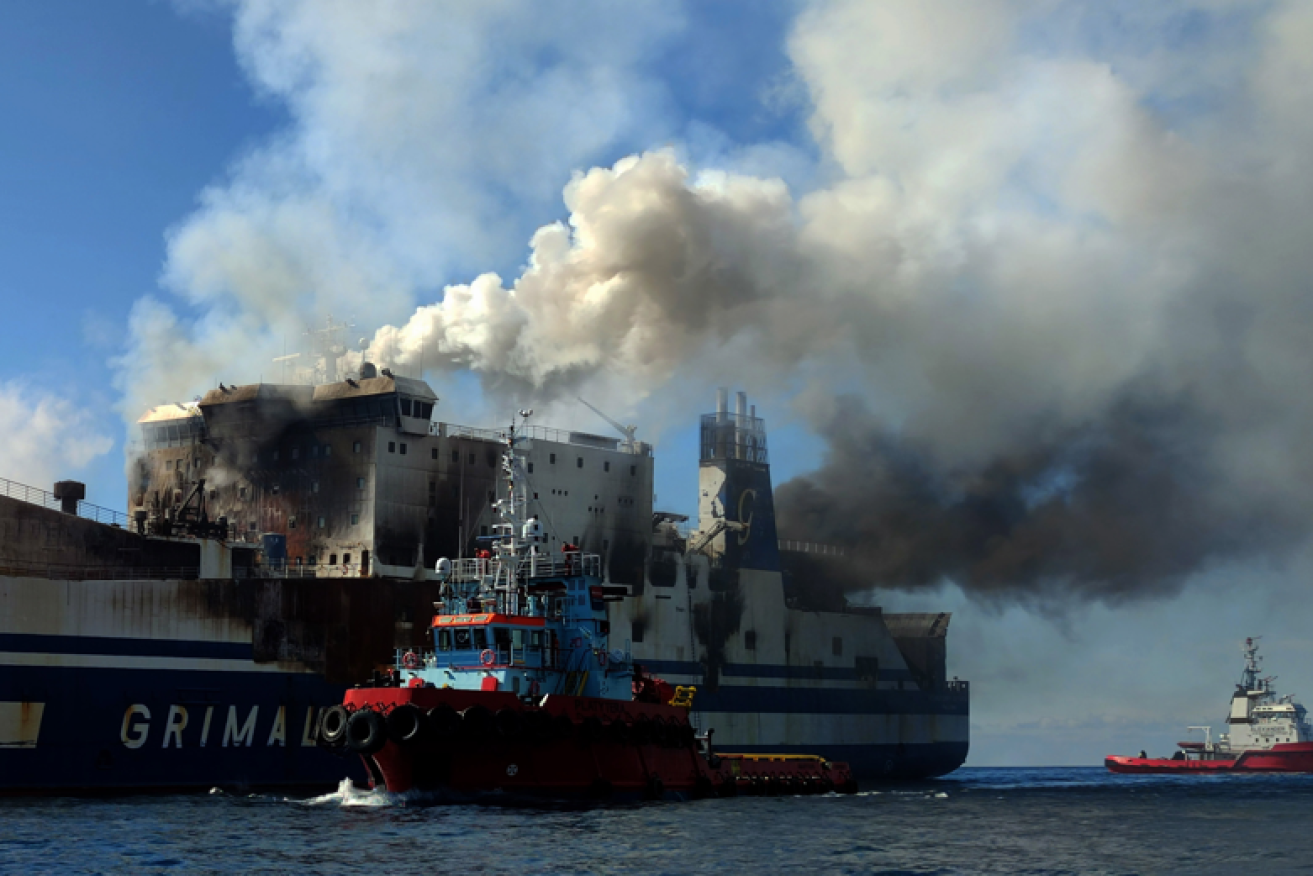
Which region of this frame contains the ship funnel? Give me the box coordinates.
[716,387,729,424]
[736,391,747,420]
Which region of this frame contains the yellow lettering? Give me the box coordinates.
[162,705,189,748]
[120,704,150,749]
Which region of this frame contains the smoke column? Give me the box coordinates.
[128,1,1313,605]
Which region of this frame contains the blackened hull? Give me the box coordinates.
[0,660,360,794]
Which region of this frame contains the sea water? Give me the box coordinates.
[3,768,1312,874]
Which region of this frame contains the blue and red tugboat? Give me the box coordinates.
[318,412,857,800]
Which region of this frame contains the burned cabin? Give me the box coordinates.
[130,370,654,586]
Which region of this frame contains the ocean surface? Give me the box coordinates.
[4,767,1313,875]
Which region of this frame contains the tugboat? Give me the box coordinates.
[1106,638,1313,774]
[317,412,858,800]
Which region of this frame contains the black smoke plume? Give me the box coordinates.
[775,389,1305,609]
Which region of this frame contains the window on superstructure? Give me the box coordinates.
[400,398,413,417]
[577,457,583,468]
[289,516,296,529]
[343,553,351,564]
[292,448,300,460]
[744,630,756,651]
[388,442,396,453]
[431,448,437,460]
[272,483,280,495]
[353,441,362,453]
[324,445,331,457]
[453,629,471,649]
[357,477,365,489]
[468,453,475,465]
[329,553,337,565]
[527,463,533,473]
[437,630,452,651]
[317,516,325,528]
[471,629,487,650]
[550,453,556,464]
[312,481,319,493]
[311,445,319,458]
[832,636,843,656]
[351,514,359,525]
[239,486,247,499]
[400,443,407,455]
[630,466,636,476]
[631,620,645,643]
[248,522,257,531]
[604,461,610,472]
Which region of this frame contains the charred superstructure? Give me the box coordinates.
[131,367,653,585]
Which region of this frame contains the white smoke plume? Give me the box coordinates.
[126,0,1313,604]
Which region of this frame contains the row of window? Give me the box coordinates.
[287,513,361,529]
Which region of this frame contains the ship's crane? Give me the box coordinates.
[577,397,638,449]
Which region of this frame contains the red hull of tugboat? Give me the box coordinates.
[336,687,856,800]
[1105,743,1313,774]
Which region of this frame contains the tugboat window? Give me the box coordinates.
[437,630,452,651]
[453,629,471,649]
[471,629,488,650]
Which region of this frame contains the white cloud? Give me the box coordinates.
[0,381,113,490]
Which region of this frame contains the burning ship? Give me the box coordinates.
[0,368,968,793]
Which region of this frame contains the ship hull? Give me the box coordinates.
[0,638,360,794]
[1106,743,1313,774]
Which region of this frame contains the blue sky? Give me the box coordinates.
[6,0,1313,766]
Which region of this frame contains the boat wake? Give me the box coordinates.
[301,778,435,808]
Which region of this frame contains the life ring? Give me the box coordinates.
[480,649,496,667]
[402,651,422,670]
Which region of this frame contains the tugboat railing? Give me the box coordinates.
[446,551,602,584]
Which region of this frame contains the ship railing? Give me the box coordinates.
[946,678,970,694]
[0,475,130,528]
[445,551,602,583]
[396,642,630,674]
[778,540,847,558]
[0,561,264,581]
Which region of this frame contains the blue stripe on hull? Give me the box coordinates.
[0,633,253,661]
[694,685,968,716]
[0,663,361,793]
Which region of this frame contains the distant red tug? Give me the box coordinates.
[1106,638,1313,774]
[318,412,857,800]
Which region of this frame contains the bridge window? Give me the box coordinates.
[451,629,468,650]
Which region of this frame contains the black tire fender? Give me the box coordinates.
[386,703,425,744]
[318,705,350,747]
[345,708,386,755]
